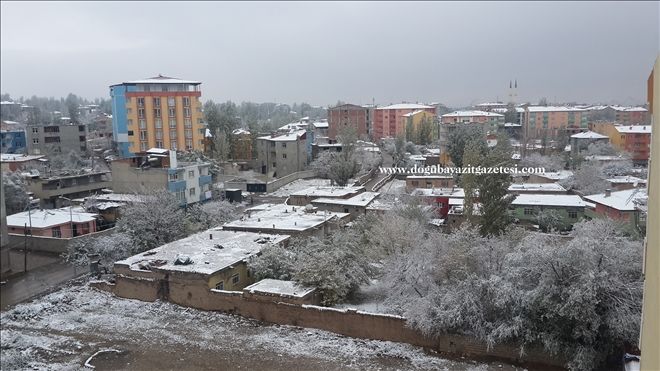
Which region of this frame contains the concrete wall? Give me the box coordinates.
[95,276,563,368]
[6,227,116,254]
[265,170,316,193]
[26,123,88,155]
[111,160,167,193]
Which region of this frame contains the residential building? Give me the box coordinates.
[327,104,372,141]
[373,103,435,141]
[527,170,574,184]
[474,102,507,111]
[0,153,46,172]
[288,185,365,206]
[6,207,98,238]
[26,122,88,155]
[410,187,466,219]
[592,123,652,164]
[405,175,455,192]
[87,113,114,151]
[114,229,290,292]
[523,106,589,139]
[587,105,649,125]
[231,128,253,160]
[509,194,590,230]
[111,148,212,205]
[25,170,112,209]
[222,203,350,237]
[1,120,26,154]
[569,130,609,155]
[110,75,205,158]
[310,191,380,220]
[583,188,647,222]
[402,110,437,144]
[440,110,504,128]
[255,130,307,178]
[0,101,22,121]
[606,176,647,191]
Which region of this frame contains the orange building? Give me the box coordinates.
[373,103,435,141]
[524,106,589,139]
[592,123,652,164]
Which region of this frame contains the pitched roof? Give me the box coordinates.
[570,131,609,139]
[614,125,651,134]
[378,103,434,110]
[511,194,588,208]
[584,188,647,211]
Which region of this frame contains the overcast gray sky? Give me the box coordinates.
[1,1,658,107]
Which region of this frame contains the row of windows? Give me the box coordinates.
[134,96,192,107]
[129,117,198,128]
[214,273,242,290]
[134,107,193,119]
[523,208,578,218]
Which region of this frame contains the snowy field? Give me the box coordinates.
[1,281,526,371]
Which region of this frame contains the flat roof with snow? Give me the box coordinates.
[1,154,46,162]
[584,189,647,212]
[614,125,651,134]
[570,131,608,139]
[441,110,504,118]
[527,106,586,112]
[312,192,380,207]
[411,187,465,198]
[257,130,306,142]
[115,229,289,276]
[7,208,98,229]
[533,170,573,181]
[508,183,567,193]
[511,194,588,208]
[222,203,350,233]
[607,176,646,184]
[291,186,364,198]
[378,103,434,110]
[244,279,315,298]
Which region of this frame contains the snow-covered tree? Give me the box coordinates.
[65,231,134,267]
[447,124,486,167]
[560,162,609,195]
[183,200,242,233]
[536,209,568,232]
[2,172,29,214]
[519,152,564,172]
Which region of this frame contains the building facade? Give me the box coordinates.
[110,75,205,158]
[373,103,435,141]
[26,123,88,155]
[403,110,437,144]
[255,130,307,178]
[327,104,372,141]
[6,208,98,239]
[591,123,652,164]
[524,106,588,139]
[26,171,112,209]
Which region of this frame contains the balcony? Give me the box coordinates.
[167,180,186,192]
[199,174,212,186]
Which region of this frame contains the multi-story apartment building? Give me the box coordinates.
[372,103,435,141]
[110,75,206,158]
[255,130,307,178]
[592,123,652,164]
[523,106,588,139]
[111,148,212,205]
[1,124,26,154]
[403,110,437,144]
[587,105,649,125]
[25,170,112,209]
[26,122,88,155]
[327,104,373,141]
[440,110,504,127]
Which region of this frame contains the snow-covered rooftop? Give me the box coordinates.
[115,229,289,276]
[291,186,364,198]
[378,103,434,110]
[1,154,46,162]
[441,110,504,118]
[402,109,432,117]
[312,121,329,129]
[411,187,465,198]
[6,208,98,229]
[312,192,380,207]
[121,75,201,85]
[570,131,608,139]
[86,193,147,203]
[511,194,588,208]
[258,130,306,142]
[244,279,315,298]
[606,176,646,184]
[233,128,251,135]
[533,170,574,181]
[406,175,453,179]
[584,189,647,211]
[614,125,651,134]
[508,183,567,193]
[222,203,350,233]
[526,106,586,112]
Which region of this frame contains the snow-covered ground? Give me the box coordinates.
[1,282,526,371]
[379,179,407,195]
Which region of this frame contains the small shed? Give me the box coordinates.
[225,189,243,203]
[243,279,319,305]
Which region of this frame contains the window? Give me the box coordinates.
[272,162,276,168]
[137,97,145,107]
[52,226,62,238]
[281,142,287,148]
[79,136,86,142]
[168,107,176,118]
[412,180,419,186]
[154,108,161,118]
[170,140,177,150]
[127,107,132,114]
[169,118,177,128]
[153,97,161,107]
[128,119,133,126]
[79,125,86,132]
[186,140,193,150]
[188,170,195,178]
[215,281,224,290]
[128,130,134,136]
[231,273,240,285]
[155,119,163,128]
[169,173,178,181]
[344,208,349,213]
[184,107,191,117]
[32,138,39,144]
[139,131,147,140]
[139,119,146,129]
[156,140,163,148]
[32,127,39,133]
[282,153,287,159]
[568,210,578,219]
[184,118,192,128]
[185,129,192,138]
[138,108,145,118]
[168,97,175,107]
[170,130,177,139]
[183,97,190,106]
[156,130,163,140]
[189,187,196,196]
[524,208,534,215]
[140,142,147,151]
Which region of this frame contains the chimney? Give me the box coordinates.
[605,189,611,197]
[209,233,213,240]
